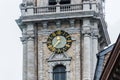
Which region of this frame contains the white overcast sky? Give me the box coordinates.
[0,0,120,80]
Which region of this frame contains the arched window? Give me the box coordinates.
[53,65,66,80]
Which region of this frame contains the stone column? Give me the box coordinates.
[26,23,36,80]
[82,19,91,80]
[91,22,99,79]
[38,39,44,80]
[21,26,27,80]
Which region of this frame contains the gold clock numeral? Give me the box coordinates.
[67,40,72,42]
[48,45,52,48]
[57,49,60,53]
[51,47,55,52]
[63,47,67,51]
[57,30,61,35]
[58,49,62,53]
[47,41,52,44]
[48,36,52,40]
[52,32,56,37]
[62,31,66,36]
[66,35,70,38]
[66,44,70,48]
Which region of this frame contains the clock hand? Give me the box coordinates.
[53,40,60,47]
[53,36,61,47]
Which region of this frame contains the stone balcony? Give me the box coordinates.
[19,2,103,22]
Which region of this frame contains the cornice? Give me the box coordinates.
[19,11,97,23]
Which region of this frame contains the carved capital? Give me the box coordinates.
[42,21,48,29]
[20,37,27,44]
[26,1,34,6]
[27,36,35,41]
[92,31,99,38]
[70,19,75,28]
[82,27,91,36]
[20,3,26,9]
[56,20,61,28]
[91,28,100,38]
[20,35,35,43]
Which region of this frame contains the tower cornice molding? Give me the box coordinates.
[20,37,27,44]
[20,35,35,43]
[19,11,97,23]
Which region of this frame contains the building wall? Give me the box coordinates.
[36,20,81,80]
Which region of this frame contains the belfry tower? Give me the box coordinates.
[16,0,110,80]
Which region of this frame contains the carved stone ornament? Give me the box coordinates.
[20,37,27,43]
[48,53,71,62]
[26,1,34,6]
[48,53,71,68]
[20,3,26,8]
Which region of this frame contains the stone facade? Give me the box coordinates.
[37,23,81,80]
[16,0,110,80]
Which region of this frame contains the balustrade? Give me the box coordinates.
[20,2,101,16]
[34,4,83,14]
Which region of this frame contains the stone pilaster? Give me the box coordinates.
[38,39,44,80]
[91,22,99,79]
[48,66,53,80]
[22,39,27,80]
[75,37,81,80]
[66,62,71,80]
[21,26,27,80]
[82,18,91,80]
[26,23,37,80]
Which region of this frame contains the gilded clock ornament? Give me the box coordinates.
[47,30,72,54]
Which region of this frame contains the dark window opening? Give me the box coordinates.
[49,0,57,5]
[60,0,71,4]
[49,0,71,5]
[53,65,66,80]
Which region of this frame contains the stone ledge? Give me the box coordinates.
[19,11,97,22]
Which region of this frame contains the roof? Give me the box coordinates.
[94,44,114,80]
[100,34,120,80]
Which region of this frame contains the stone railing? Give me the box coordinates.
[34,4,83,14]
[20,2,100,16]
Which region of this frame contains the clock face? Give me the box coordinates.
[47,30,72,54]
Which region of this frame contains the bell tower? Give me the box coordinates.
[16,0,110,80]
